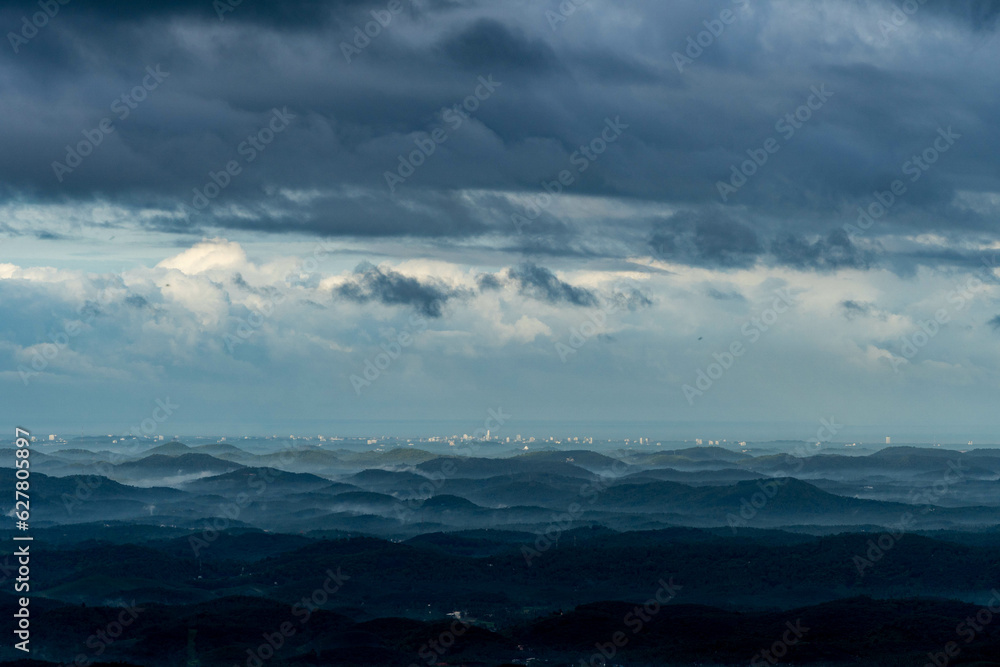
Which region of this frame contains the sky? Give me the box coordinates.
[2,0,1000,440]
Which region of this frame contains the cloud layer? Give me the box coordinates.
[3,0,1000,435]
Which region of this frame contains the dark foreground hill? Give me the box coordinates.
[2,593,999,666]
[13,527,1000,616]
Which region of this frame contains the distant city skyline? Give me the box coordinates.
[23,420,1000,448]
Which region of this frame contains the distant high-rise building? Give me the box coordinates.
[885,436,891,444]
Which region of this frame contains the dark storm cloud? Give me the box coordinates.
[230,272,280,296]
[439,18,561,73]
[770,229,872,271]
[3,0,1000,271]
[232,273,253,291]
[505,226,600,259]
[608,286,653,311]
[841,300,874,320]
[921,0,1000,30]
[477,266,646,308]
[988,314,1000,331]
[884,247,1000,278]
[476,273,502,291]
[3,0,366,27]
[332,257,610,316]
[335,262,466,317]
[840,299,893,322]
[504,263,598,307]
[650,211,762,269]
[707,288,746,302]
[123,294,149,309]
[160,189,494,240]
[301,299,328,309]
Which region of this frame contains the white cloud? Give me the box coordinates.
[156,237,249,275]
